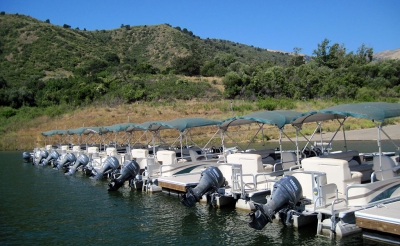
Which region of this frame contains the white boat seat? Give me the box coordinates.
[373,155,400,180]
[243,149,276,165]
[156,150,176,165]
[227,153,265,173]
[106,147,117,156]
[61,145,69,154]
[302,157,362,195]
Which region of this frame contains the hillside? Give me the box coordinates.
[0,13,291,85]
[374,48,400,60]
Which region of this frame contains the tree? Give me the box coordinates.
[45,19,50,23]
[63,24,71,29]
[288,47,305,67]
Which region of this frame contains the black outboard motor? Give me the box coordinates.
[65,154,89,175]
[248,175,303,230]
[34,150,49,165]
[91,156,120,180]
[55,152,76,169]
[22,152,33,162]
[108,160,140,191]
[181,166,226,207]
[42,150,60,166]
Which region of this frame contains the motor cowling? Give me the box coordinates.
[181,166,225,207]
[91,156,120,180]
[108,160,140,191]
[22,152,32,162]
[42,150,60,166]
[56,153,76,169]
[34,150,49,165]
[65,154,89,175]
[248,175,303,230]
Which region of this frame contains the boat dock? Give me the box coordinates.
[355,200,400,244]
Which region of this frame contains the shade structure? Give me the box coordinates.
[219,110,302,130]
[144,118,221,132]
[291,102,400,126]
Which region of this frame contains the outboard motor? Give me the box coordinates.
[22,152,33,162]
[42,150,60,166]
[108,160,140,191]
[91,156,120,180]
[181,166,226,207]
[55,152,76,170]
[65,154,89,175]
[34,150,49,165]
[248,175,303,230]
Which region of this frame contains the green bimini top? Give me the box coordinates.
[291,102,400,126]
[101,123,144,133]
[140,118,222,132]
[66,127,102,135]
[41,129,68,136]
[219,110,302,130]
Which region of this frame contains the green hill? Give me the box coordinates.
[0,13,291,85]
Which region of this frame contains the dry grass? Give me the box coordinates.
[6,100,400,151]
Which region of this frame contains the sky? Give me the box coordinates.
[1,0,399,56]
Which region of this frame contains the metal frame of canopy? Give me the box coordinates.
[291,102,400,172]
[136,118,222,160]
[41,129,69,147]
[66,127,103,150]
[290,111,347,158]
[218,110,302,163]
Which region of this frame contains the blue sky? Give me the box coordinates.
[1,0,399,56]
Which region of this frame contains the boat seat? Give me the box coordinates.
[189,150,206,161]
[319,150,372,182]
[61,145,69,154]
[302,157,362,195]
[156,150,176,165]
[243,149,276,165]
[373,155,400,181]
[131,149,150,170]
[106,147,118,156]
[320,150,362,166]
[227,153,266,189]
[277,152,298,170]
[88,146,100,158]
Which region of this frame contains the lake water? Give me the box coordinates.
[1,141,398,245]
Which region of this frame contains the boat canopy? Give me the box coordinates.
[146,118,221,132]
[219,110,301,130]
[42,130,68,136]
[101,123,138,133]
[67,127,102,135]
[320,102,400,122]
[291,102,400,126]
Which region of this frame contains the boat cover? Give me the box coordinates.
[291,102,400,126]
[42,130,68,136]
[140,118,221,132]
[219,110,301,130]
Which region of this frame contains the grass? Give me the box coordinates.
[3,99,399,151]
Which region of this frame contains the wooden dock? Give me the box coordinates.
[157,173,201,193]
[355,200,400,243]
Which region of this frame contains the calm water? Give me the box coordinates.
[1,141,397,245]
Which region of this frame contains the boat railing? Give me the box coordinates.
[313,183,338,210]
[371,166,400,182]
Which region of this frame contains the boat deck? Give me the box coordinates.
[355,200,400,236]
